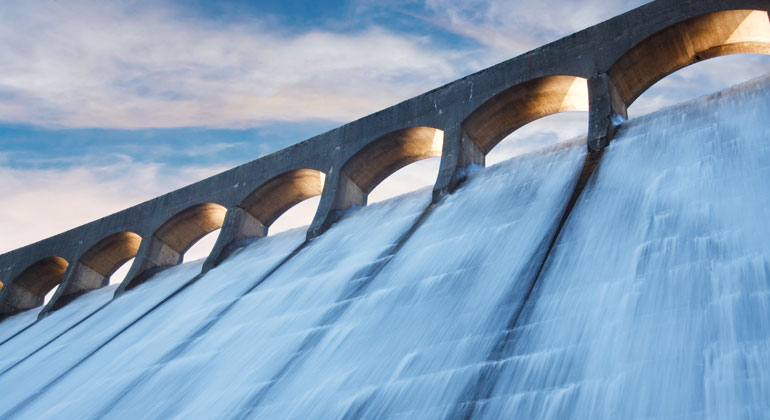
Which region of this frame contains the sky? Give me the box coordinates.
[2,0,770,260]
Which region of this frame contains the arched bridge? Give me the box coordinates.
[1,0,769,319]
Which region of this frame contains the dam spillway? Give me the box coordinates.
[0,76,769,418]
[3,1,770,318]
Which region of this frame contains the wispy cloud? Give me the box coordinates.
[0,160,226,253]
[358,0,650,61]
[0,0,472,129]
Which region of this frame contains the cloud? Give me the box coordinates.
[0,159,226,253]
[364,0,650,61]
[0,0,472,129]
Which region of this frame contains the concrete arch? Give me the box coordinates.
[79,231,142,279]
[609,9,770,108]
[42,232,141,315]
[155,203,227,256]
[0,256,68,316]
[241,169,326,229]
[462,75,589,155]
[202,169,326,271]
[307,127,443,238]
[117,202,227,293]
[342,126,444,196]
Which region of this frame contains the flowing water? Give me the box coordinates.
[469,78,770,420]
[1,76,769,419]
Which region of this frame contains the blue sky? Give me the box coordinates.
[2,0,770,253]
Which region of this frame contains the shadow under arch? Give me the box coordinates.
[118,202,227,293]
[343,126,444,199]
[462,75,589,156]
[44,232,142,313]
[609,9,770,109]
[0,256,69,317]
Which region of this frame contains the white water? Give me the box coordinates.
[2,184,433,419]
[1,77,769,419]
[474,78,770,419]
[0,284,114,373]
[246,140,585,419]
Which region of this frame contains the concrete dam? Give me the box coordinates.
[2,0,770,418]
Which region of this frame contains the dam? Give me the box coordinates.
[1,0,770,418]
[0,77,769,418]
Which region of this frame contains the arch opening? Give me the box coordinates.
[269,196,322,235]
[183,229,221,262]
[609,9,770,109]
[367,157,441,204]
[462,75,589,157]
[628,54,770,116]
[110,257,134,286]
[341,126,444,202]
[79,231,142,282]
[485,111,589,166]
[44,285,60,304]
[117,203,227,292]
[41,231,145,310]
[240,168,326,235]
[5,256,68,312]
[154,202,227,257]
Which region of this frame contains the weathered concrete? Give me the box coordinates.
[1,0,768,319]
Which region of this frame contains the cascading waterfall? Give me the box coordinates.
[237,139,585,419]
[0,76,769,419]
[470,78,770,420]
